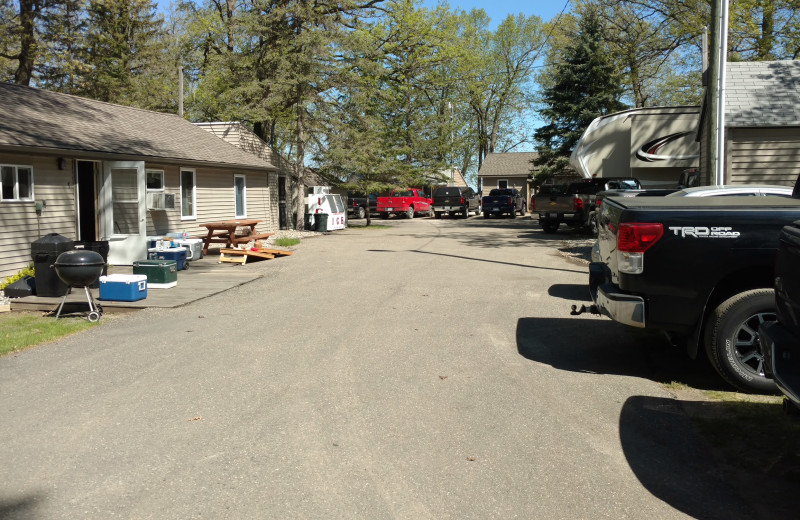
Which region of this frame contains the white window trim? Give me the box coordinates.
[234,174,247,218]
[1,164,35,202]
[180,168,197,221]
[146,169,165,192]
[497,179,508,189]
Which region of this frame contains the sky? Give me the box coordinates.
[430,0,570,28]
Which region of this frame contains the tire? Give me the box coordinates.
[510,206,517,219]
[541,220,559,233]
[588,212,598,234]
[434,211,442,219]
[705,289,778,394]
[476,205,482,216]
[87,311,101,323]
[461,206,469,219]
[355,206,366,219]
[405,206,414,219]
[380,212,390,220]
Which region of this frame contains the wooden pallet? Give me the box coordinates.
[218,247,293,265]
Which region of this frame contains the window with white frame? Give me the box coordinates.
[498,179,508,189]
[1,165,34,201]
[180,168,196,219]
[146,170,164,192]
[234,174,246,218]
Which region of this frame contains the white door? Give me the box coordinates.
[100,161,146,265]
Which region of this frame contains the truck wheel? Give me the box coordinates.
[405,207,414,219]
[434,211,442,219]
[380,212,390,220]
[462,206,469,219]
[510,207,517,219]
[356,206,366,219]
[705,289,778,394]
[541,221,558,233]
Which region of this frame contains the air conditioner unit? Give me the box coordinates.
[146,192,175,210]
[309,186,331,195]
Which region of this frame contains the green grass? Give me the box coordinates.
[275,238,300,247]
[348,223,391,229]
[0,312,97,356]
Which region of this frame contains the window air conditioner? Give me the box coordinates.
[147,192,175,210]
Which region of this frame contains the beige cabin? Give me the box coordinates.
[0,83,286,281]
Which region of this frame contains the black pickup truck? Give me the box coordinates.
[761,219,800,410]
[482,188,525,218]
[578,179,800,393]
[432,186,481,218]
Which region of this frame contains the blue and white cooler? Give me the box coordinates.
[98,274,148,301]
[148,247,188,270]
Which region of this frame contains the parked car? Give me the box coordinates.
[376,188,432,219]
[482,188,525,218]
[533,177,641,233]
[665,185,794,198]
[761,219,800,411]
[347,192,377,219]
[432,186,481,218]
[576,173,800,393]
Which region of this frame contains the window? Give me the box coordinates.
[498,179,508,189]
[146,170,164,191]
[181,168,196,219]
[234,174,246,218]
[1,165,34,201]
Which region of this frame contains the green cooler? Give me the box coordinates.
[133,259,178,289]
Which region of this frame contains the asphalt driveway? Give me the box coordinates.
[0,217,760,519]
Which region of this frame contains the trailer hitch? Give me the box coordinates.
[570,304,600,316]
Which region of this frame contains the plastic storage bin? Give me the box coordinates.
[174,239,203,260]
[98,274,148,301]
[148,247,188,270]
[133,259,178,289]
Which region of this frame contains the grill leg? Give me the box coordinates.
[53,287,72,320]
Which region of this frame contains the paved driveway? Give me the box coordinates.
[0,218,755,519]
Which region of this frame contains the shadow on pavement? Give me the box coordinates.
[619,395,758,519]
[516,316,728,391]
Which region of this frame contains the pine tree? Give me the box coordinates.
[533,8,625,184]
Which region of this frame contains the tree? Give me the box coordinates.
[533,7,625,184]
[459,12,545,171]
[81,0,168,105]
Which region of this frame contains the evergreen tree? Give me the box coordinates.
[81,0,167,105]
[534,7,625,184]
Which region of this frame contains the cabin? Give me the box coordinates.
[0,83,286,280]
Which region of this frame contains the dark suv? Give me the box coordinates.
[346,192,377,219]
[431,186,481,219]
[761,219,800,411]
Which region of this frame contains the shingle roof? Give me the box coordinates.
[0,82,268,169]
[725,61,800,127]
[478,152,538,177]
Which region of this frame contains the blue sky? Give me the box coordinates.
[430,0,570,28]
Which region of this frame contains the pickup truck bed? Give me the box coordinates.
[587,194,800,393]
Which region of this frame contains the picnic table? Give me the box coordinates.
[199,219,273,254]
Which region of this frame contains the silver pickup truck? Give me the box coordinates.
[533,177,641,233]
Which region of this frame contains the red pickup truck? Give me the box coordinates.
[377,188,432,219]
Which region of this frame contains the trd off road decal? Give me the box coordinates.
[668,226,741,238]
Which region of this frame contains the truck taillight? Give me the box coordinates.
[616,223,663,275]
[574,197,583,211]
[617,223,663,253]
[460,197,465,204]
[507,196,513,205]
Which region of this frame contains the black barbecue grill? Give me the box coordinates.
[51,249,106,322]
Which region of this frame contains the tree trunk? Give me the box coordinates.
[294,98,306,231]
[14,0,37,86]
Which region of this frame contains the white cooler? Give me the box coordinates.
[175,238,203,260]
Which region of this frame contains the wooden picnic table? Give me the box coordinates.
[199,219,273,254]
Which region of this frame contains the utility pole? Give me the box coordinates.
[706,0,729,186]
